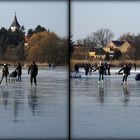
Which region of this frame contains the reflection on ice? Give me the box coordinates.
[98,85,105,105]
[1,87,9,108]
[72,68,140,139]
[28,87,38,116]
[0,67,68,139]
[122,85,130,106]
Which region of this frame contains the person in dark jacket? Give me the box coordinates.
[93,61,105,83]
[15,62,22,82]
[134,62,136,71]
[28,61,38,86]
[0,64,9,84]
[74,64,79,75]
[84,63,93,76]
[107,62,111,75]
[84,63,90,76]
[118,64,131,85]
[104,61,108,75]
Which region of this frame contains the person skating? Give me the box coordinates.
[28,61,38,86]
[84,63,93,76]
[0,64,9,85]
[93,61,106,83]
[107,62,111,75]
[74,63,79,75]
[15,62,22,82]
[89,63,93,75]
[118,64,131,85]
[84,63,90,76]
[134,62,136,71]
[104,61,108,75]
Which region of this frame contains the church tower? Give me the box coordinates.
[10,13,20,32]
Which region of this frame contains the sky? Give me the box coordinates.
[72,1,140,41]
[0,1,68,38]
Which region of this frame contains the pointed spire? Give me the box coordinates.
[10,13,20,32]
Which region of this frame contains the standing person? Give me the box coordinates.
[107,62,111,75]
[74,63,79,75]
[89,63,93,75]
[84,63,93,76]
[118,64,131,85]
[128,63,132,75]
[134,62,136,71]
[28,61,38,86]
[0,64,9,84]
[84,63,90,76]
[94,62,97,69]
[93,61,106,83]
[15,62,22,82]
[104,61,107,75]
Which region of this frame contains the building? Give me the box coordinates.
[119,41,132,53]
[103,40,132,58]
[88,48,106,59]
[10,13,20,32]
[73,43,106,59]
[104,40,124,52]
[8,13,24,48]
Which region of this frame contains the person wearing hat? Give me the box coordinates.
[0,64,9,84]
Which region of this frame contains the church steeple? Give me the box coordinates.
[10,13,20,32]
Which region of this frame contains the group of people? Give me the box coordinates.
[74,61,111,76]
[0,61,38,86]
[83,62,111,77]
[74,61,136,85]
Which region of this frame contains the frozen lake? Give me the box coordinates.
[0,66,68,139]
[71,67,140,139]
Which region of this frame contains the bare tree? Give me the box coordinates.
[74,28,113,60]
[118,32,135,42]
[122,34,140,60]
[83,35,97,50]
[78,28,113,49]
[93,28,114,48]
[131,35,140,60]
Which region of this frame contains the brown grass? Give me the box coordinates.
[70,59,140,71]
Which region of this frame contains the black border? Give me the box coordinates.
[68,1,71,139]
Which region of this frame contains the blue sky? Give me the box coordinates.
[72,1,140,41]
[0,1,68,38]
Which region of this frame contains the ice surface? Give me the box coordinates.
[71,67,140,139]
[0,67,68,139]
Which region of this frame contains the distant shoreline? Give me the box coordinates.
[0,61,67,67]
[70,59,140,71]
[0,62,47,67]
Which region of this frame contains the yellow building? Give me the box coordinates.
[104,40,132,58]
[88,48,105,59]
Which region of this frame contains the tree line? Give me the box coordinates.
[0,25,68,65]
[73,28,140,60]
